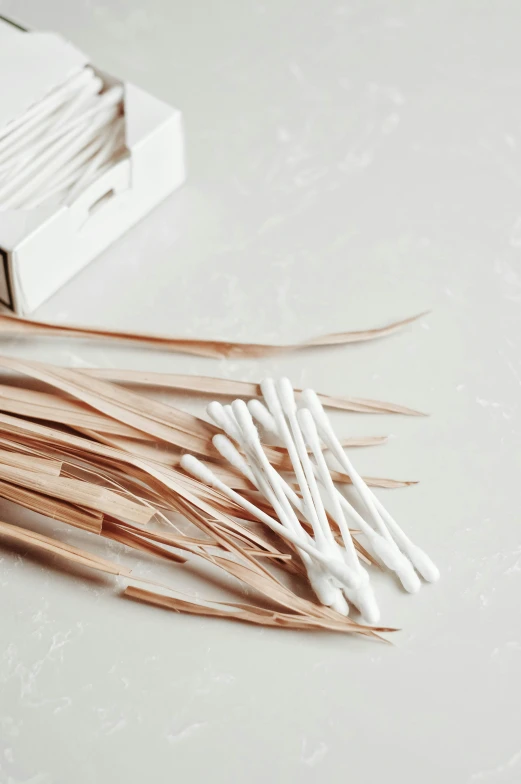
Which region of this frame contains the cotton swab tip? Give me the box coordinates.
[231,399,259,445]
[302,388,328,427]
[212,434,248,475]
[296,407,321,448]
[308,568,341,608]
[277,377,298,415]
[207,401,227,429]
[353,586,380,626]
[407,545,440,583]
[329,590,350,616]
[180,455,218,487]
[208,401,241,442]
[326,559,361,591]
[260,377,280,414]
[247,399,278,435]
[371,535,409,573]
[396,561,422,594]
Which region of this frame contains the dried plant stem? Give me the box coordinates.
[0,310,428,358]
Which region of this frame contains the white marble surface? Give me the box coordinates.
[1,2,521,782]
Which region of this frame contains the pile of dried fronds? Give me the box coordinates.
[0,311,426,640]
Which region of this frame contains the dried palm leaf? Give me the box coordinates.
[0,447,62,475]
[0,310,427,358]
[0,520,130,577]
[0,480,102,533]
[0,356,415,488]
[80,369,425,417]
[0,310,425,636]
[124,587,393,637]
[0,415,394,636]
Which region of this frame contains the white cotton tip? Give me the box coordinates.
[209,402,242,442]
[395,560,422,594]
[352,585,380,626]
[329,590,350,616]
[356,564,370,586]
[371,534,409,573]
[248,399,279,436]
[308,566,337,605]
[326,558,361,591]
[223,404,237,424]
[181,454,218,488]
[212,434,250,478]
[407,545,440,583]
[297,408,321,450]
[307,563,350,615]
[302,388,328,427]
[260,377,280,415]
[277,377,298,416]
[207,401,229,430]
[231,399,260,446]
[341,565,380,624]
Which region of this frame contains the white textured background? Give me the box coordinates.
[1,2,521,782]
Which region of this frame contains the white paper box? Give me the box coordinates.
[0,16,185,314]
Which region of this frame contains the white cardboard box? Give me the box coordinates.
[0,16,185,314]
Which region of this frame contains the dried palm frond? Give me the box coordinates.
[0,310,427,357]
[0,312,426,638]
[80,369,425,416]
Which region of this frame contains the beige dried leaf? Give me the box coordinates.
[0,310,427,358]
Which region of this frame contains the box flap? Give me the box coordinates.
[0,30,88,132]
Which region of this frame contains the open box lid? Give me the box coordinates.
[0,24,88,133]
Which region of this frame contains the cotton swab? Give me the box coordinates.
[276,379,341,549]
[247,399,280,440]
[213,399,353,607]
[276,381,379,623]
[20,124,119,210]
[216,404,353,552]
[295,404,420,591]
[245,398,419,585]
[303,388,439,584]
[297,408,361,572]
[214,404,354,609]
[272,385,419,592]
[303,389,392,541]
[299,410,381,622]
[217,406,321,536]
[228,403,313,543]
[213,404,328,541]
[230,401,353,612]
[261,379,331,554]
[212,433,257,488]
[212,433,349,613]
[207,401,241,442]
[236,395,333,557]
[60,129,124,207]
[0,107,119,208]
[367,496,440,583]
[259,382,378,621]
[232,397,377,622]
[180,455,363,592]
[227,404,309,544]
[203,379,438,622]
[0,66,124,210]
[252,392,406,568]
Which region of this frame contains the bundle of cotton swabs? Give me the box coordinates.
[183,378,439,625]
[0,66,124,210]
